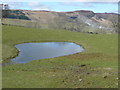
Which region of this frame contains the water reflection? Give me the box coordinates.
[10,42,84,64]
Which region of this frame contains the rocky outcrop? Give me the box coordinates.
[2,10,119,33]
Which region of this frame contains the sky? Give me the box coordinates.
[1,1,119,13]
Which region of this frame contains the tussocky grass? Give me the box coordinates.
[2,25,118,88]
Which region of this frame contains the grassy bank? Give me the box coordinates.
[2,25,118,88]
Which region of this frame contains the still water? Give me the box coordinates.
[11,42,84,63]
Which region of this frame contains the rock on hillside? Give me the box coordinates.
[2,10,119,33]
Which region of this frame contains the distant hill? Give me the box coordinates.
[2,10,119,34]
[2,10,30,20]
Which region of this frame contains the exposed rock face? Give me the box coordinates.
[2,10,119,33]
[74,10,95,18]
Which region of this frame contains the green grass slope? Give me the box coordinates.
[2,25,118,88]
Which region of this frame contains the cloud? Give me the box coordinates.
[2,2,26,9]
[28,2,50,10]
[58,2,94,8]
[1,0,120,2]
[1,2,50,10]
[83,3,94,7]
[66,0,119,2]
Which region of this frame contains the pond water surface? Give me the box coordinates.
[11,42,84,64]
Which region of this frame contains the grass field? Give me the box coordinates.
[2,25,118,88]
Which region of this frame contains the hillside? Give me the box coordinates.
[2,10,119,34]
